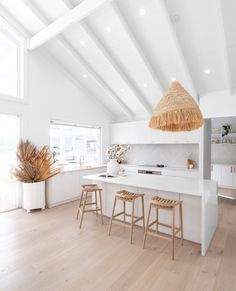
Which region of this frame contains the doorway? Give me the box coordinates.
[0,113,20,212]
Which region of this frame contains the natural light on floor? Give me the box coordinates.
[0,114,19,212]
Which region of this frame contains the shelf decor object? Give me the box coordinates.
[149,81,204,132]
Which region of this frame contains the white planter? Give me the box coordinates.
[23,181,45,213]
[107,159,120,176]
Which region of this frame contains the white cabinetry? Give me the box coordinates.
[46,167,106,208]
[219,165,233,187]
[211,164,221,183]
[110,120,201,144]
[232,166,236,188]
[211,164,236,188]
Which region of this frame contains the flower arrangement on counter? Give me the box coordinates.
[105,144,130,164]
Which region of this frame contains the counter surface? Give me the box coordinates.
[83,173,217,197]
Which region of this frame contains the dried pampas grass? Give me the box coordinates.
[13,140,61,183]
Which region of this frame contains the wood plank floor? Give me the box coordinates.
[0,198,236,291]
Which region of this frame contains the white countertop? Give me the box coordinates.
[83,173,217,197]
[121,164,199,172]
[60,164,106,173]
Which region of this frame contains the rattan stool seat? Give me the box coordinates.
[150,196,180,208]
[116,190,143,201]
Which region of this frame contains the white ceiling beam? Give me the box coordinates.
[111,2,164,94]
[63,0,153,114]
[62,0,153,115]
[81,21,153,115]
[157,0,198,98]
[216,0,232,95]
[0,4,30,38]
[58,37,135,118]
[23,0,134,119]
[28,0,112,50]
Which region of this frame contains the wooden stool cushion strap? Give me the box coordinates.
[150,196,182,208]
[116,190,144,201]
[81,184,102,191]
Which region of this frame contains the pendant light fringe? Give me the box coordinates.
[149,81,204,132]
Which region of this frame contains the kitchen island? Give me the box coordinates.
[83,173,218,256]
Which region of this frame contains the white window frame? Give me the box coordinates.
[50,120,102,165]
[0,19,24,100]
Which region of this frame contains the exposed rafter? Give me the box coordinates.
[157,0,197,98]
[61,0,153,115]
[23,0,134,119]
[0,4,30,38]
[81,21,153,115]
[111,2,164,94]
[28,0,112,50]
[216,0,232,95]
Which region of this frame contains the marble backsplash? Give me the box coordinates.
[123,144,199,168]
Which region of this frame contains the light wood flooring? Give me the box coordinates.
[0,197,236,291]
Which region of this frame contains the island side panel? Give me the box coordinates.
[201,181,218,256]
[95,181,201,244]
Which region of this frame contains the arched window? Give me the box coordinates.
[0,21,23,99]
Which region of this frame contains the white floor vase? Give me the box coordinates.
[23,181,45,213]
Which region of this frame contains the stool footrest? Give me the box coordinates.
[79,208,102,214]
[113,211,125,218]
[133,216,144,224]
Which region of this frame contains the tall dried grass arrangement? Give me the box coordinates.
[149,81,204,131]
[13,140,61,183]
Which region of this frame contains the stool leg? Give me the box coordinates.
[156,208,159,232]
[99,190,103,224]
[180,203,183,245]
[130,199,135,244]
[76,191,84,220]
[143,203,151,249]
[79,191,88,229]
[172,207,175,260]
[123,200,126,224]
[94,190,98,216]
[141,196,145,232]
[108,197,117,236]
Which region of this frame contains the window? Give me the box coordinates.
[0,22,23,98]
[50,122,101,165]
[0,114,20,212]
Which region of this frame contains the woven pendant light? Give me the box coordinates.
[149,81,204,132]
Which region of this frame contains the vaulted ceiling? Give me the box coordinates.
[0,0,234,121]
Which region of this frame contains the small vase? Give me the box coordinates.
[107,159,120,176]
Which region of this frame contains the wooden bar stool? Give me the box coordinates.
[143,196,183,260]
[76,184,103,228]
[108,190,145,244]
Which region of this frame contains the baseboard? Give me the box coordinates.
[47,196,80,208]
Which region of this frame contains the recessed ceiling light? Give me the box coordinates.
[83,74,87,78]
[80,39,86,45]
[171,77,176,81]
[204,68,211,75]
[139,8,146,16]
[143,83,148,88]
[120,88,125,92]
[105,26,111,32]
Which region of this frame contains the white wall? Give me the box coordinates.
[200,90,236,118]
[212,144,236,164]
[0,49,113,162]
[122,144,199,168]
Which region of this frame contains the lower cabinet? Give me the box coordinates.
[211,164,236,189]
[46,167,106,208]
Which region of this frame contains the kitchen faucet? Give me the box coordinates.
[79,155,85,166]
